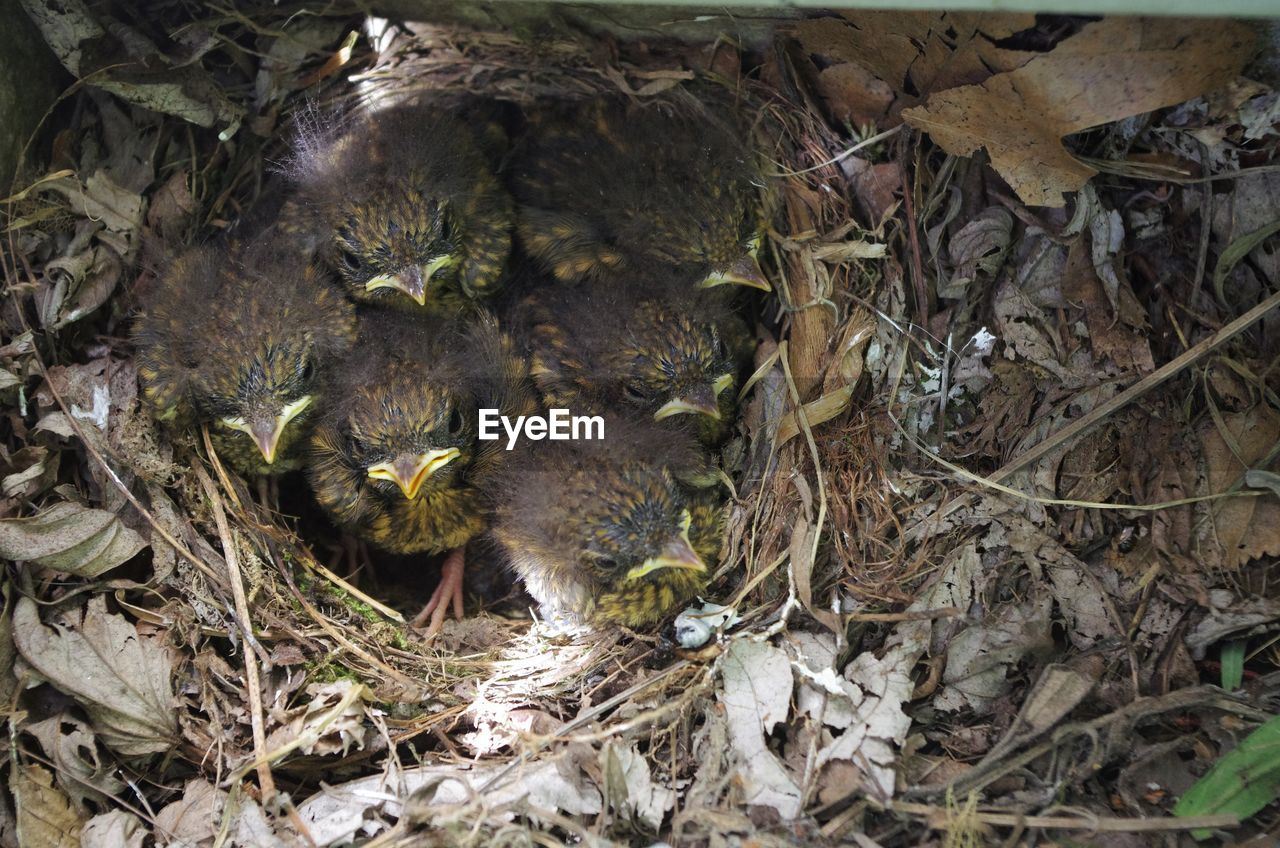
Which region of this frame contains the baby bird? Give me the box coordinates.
[134,236,356,475]
[488,415,724,628]
[510,94,770,292]
[517,278,751,448]
[282,101,514,315]
[308,308,534,637]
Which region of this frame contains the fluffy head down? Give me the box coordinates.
[134,236,356,475]
[520,278,740,435]
[489,414,718,626]
[283,100,513,312]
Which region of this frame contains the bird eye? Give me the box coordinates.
[623,384,648,403]
[595,557,618,572]
[338,247,361,272]
[447,408,464,434]
[300,361,315,383]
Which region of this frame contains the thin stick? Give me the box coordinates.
[768,125,903,178]
[195,452,275,804]
[301,558,406,624]
[991,288,1280,485]
[886,800,1236,833]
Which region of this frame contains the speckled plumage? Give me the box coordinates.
[516,278,751,448]
[134,236,356,475]
[489,415,724,628]
[307,308,531,555]
[281,101,514,315]
[510,94,769,292]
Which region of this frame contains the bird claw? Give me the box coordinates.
[411,547,466,639]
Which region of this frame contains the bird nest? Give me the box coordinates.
[3,7,894,840]
[7,4,1278,847]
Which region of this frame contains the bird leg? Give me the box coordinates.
[255,476,280,515]
[411,547,466,639]
[326,534,372,588]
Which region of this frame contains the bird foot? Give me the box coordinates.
[411,548,466,639]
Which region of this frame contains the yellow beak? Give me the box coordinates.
[366,447,461,500]
[700,252,771,291]
[654,382,721,421]
[625,529,707,582]
[227,395,312,465]
[420,253,457,284]
[366,267,426,306]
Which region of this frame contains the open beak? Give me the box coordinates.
[233,395,312,465]
[367,447,461,500]
[700,252,771,291]
[626,528,707,582]
[654,382,721,421]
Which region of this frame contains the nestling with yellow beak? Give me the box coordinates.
[282,100,514,315]
[510,93,770,293]
[134,236,356,475]
[516,277,752,448]
[488,414,725,628]
[308,307,535,637]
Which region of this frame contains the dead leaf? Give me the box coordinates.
[788,631,915,800]
[154,780,224,848]
[1062,237,1154,374]
[943,207,1012,299]
[298,756,602,845]
[263,680,373,760]
[718,639,802,817]
[13,596,175,757]
[0,585,14,718]
[0,501,145,577]
[793,12,1036,122]
[903,19,1256,206]
[1,446,60,509]
[935,591,1053,714]
[80,811,146,848]
[12,764,83,848]
[25,714,126,810]
[145,169,195,240]
[1199,407,1280,568]
[43,171,144,245]
[603,744,674,831]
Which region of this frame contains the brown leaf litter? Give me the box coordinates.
[3,5,1280,847]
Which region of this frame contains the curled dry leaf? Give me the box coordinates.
[1,447,61,510]
[263,679,374,761]
[13,596,175,757]
[903,18,1256,206]
[25,713,126,810]
[0,501,145,577]
[41,172,144,251]
[603,744,674,832]
[718,638,802,818]
[942,207,1013,299]
[22,0,243,135]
